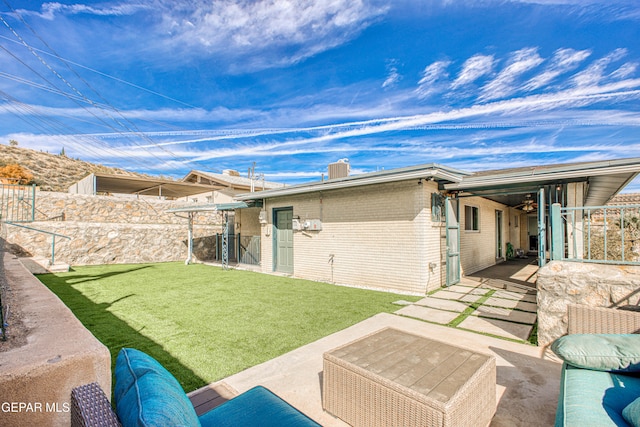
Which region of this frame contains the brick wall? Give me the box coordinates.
[259,180,444,294]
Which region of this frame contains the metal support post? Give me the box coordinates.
[222,213,229,270]
[550,203,563,261]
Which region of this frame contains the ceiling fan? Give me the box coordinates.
[514,194,537,212]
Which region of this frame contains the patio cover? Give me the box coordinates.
[165,201,261,214]
[69,173,220,198]
[167,201,262,266]
[442,158,640,207]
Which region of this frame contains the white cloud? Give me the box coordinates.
[523,48,591,91]
[611,62,638,80]
[415,60,451,98]
[451,54,495,89]
[17,3,150,20]
[161,0,388,67]
[573,48,628,87]
[479,47,544,101]
[382,61,401,89]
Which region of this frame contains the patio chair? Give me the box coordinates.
[71,348,320,427]
[552,304,640,426]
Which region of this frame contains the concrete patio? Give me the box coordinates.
[188,258,556,426]
[190,312,561,426]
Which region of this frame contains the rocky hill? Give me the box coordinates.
[0,144,148,192]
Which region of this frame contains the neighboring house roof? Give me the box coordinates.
[236,157,640,208]
[608,192,640,205]
[182,170,285,191]
[69,173,219,198]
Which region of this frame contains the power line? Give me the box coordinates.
[0,1,217,173]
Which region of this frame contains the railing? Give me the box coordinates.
[0,184,36,223]
[0,232,6,341]
[3,222,71,266]
[239,235,260,266]
[213,233,260,266]
[554,203,640,265]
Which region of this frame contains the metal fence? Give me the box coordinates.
[0,184,36,223]
[557,204,640,265]
[212,233,261,266]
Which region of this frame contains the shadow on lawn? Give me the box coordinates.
[62,265,152,284]
[39,267,207,393]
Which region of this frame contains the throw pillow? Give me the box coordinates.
[114,348,200,427]
[551,334,640,372]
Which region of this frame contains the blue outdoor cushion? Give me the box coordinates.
[551,334,640,373]
[623,396,640,427]
[114,348,200,427]
[198,386,321,427]
[555,364,640,427]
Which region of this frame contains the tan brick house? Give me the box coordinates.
[230,158,640,294]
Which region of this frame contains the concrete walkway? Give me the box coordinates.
[395,259,538,342]
[194,313,560,426]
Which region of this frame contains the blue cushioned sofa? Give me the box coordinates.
[552,304,640,427]
[71,348,321,427]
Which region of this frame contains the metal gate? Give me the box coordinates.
[0,184,35,222]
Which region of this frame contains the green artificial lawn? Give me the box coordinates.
[39,262,419,392]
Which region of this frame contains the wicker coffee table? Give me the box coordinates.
[322,328,496,427]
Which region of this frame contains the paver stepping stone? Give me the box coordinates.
[473,305,537,324]
[446,285,488,295]
[414,297,468,312]
[395,305,460,324]
[483,279,536,295]
[493,290,537,303]
[458,316,533,341]
[432,290,482,302]
[484,297,537,312]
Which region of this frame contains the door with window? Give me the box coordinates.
[274,208,293,273]
[445,197,460,286]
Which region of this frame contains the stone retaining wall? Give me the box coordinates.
[0,252,111,427]
[5,222,221,265]
[32,191,219,225]
[4,191,223,265]
[537,261,640,346]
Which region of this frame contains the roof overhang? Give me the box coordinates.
[444,158,640,207]
[236,163,468,201]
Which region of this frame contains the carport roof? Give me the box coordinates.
[444,157,640,207]
[86,173,221,198]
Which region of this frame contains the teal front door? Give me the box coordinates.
[274,208,293,273]
[445,197,460,286]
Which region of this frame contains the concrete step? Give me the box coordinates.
[18,257,69,274]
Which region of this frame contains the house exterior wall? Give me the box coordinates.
[259,180,443,294]
[507,208,524,251]
[459,196,511,276]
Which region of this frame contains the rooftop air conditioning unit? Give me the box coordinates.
[328,159,350,180]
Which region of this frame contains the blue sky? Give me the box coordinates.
[1,1,639,191]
